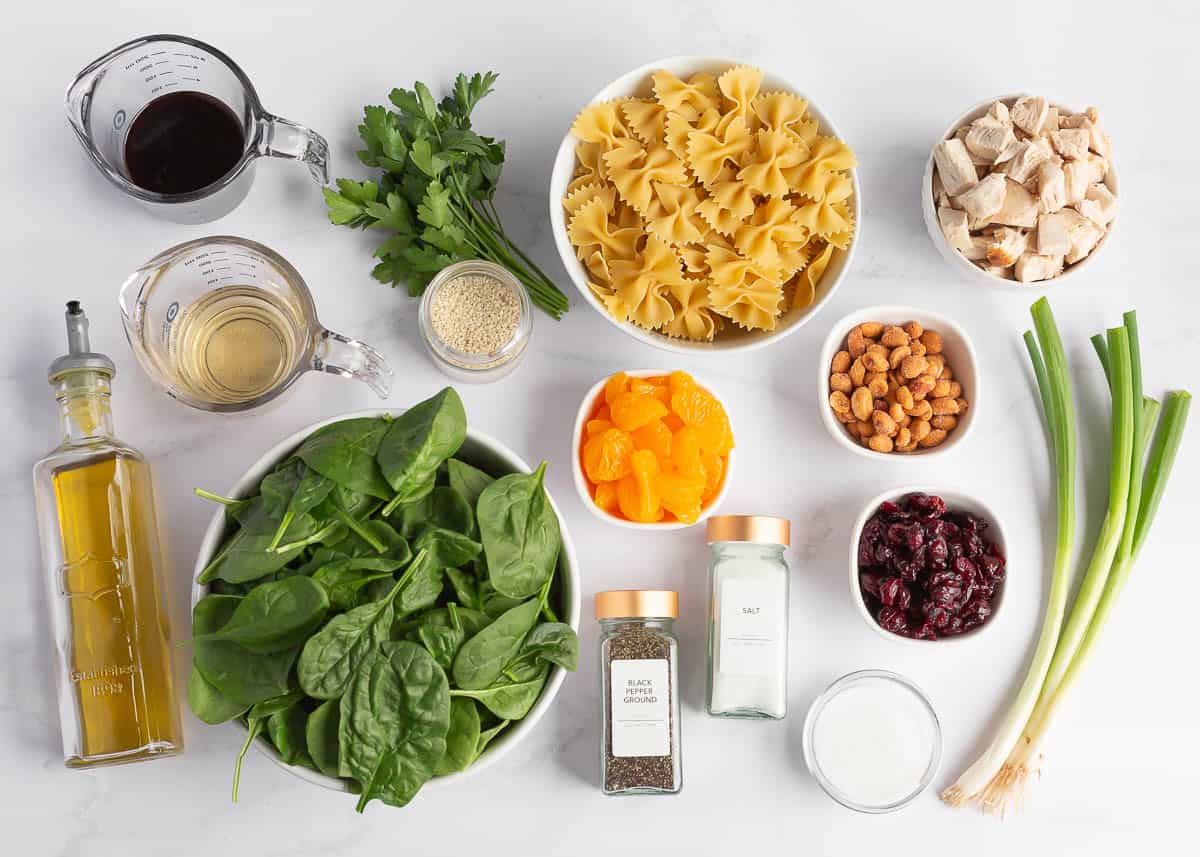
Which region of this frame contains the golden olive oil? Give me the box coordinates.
[168,285,304,405]
[52,453,181,764]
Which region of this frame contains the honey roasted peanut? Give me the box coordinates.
[827,319,969,454]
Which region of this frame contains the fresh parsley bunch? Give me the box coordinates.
[324,72,569,319]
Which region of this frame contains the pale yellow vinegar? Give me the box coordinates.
[53,453,182,765]
[169,286,302,404]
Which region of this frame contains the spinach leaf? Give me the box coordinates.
[297,577,404,700]
[295,417,393,499]
[306,698,342,778]
[451,597,541,690]
[196,506,313,584]
[473,720,510,762]
[378,388,466,512]
[393,485,474,539]
[520,622,579,671]
[267,699,312,767]
[313,564,398,612]
[394,548,444,614]
[418,624,462,670]
[414,526,481,569]
[481,586,525,619]
[194,637,299,709]
[268,467,335,551]
[340,642,450,811]
[193,577,329,654]
[260,458,306,520]
[317,485,388,551]
[449,665,548,720]
[447,458,494,510]
[434,697,480,776]
[446,567,481,610]
[477,462,561,599]
[232,690,306,800]
[187,595,248,724]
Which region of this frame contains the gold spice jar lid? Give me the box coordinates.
[595,589,679,620]
[706,515,791,546]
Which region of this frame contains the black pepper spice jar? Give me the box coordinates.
[596,590,682,795]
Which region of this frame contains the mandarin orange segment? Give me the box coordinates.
[593,404,611,423]
[668,370,694,394]
[583,427,635,483]
[656,471,704,524]
[670,386,732,455]
[618,450,663,523]
[604,372,630,406]
[662,412,685,433]
[586,418,614,438]
[611,391,669,432]
[671,425,704,479]
[630,376,672,405]
[632,418,673,461]
[594,481,619,515]
[700,451,725,502]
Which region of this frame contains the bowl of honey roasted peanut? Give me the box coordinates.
[818,307,978,459]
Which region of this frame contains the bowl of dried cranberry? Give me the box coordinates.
[850,488,1007,644]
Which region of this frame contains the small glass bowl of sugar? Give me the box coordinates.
[802,669,942,813]
[419,260,532,383]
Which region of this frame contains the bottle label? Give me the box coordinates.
[717,578,781,677]
[609,658,670,758]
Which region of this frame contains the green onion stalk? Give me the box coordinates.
[942,302,1191,814]
[940,298,1078,807]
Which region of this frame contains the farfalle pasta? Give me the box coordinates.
[564,65,856,341]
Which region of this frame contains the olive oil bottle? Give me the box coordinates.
[32,302,182,767]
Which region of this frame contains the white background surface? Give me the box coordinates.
[2,1,1197,854]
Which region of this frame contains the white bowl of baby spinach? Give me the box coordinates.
[188,388,581,811]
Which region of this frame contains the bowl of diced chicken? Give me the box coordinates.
[921,95,1118,286]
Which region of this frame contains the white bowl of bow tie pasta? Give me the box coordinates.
[550,56,861,354]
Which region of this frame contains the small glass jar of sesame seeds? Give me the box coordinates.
[418,260,532,383]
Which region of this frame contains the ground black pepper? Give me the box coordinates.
[602,623,678,793]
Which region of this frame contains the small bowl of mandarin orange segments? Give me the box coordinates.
[572,370,734,529]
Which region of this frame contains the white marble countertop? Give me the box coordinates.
[3,1,1197,853]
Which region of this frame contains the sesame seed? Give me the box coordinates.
[430,273,521,358]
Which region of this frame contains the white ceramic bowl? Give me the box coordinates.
[817,306,979,460]
[549,55,861,354]
[849,486,1008,646]
[921,94,1120,288]
[571,369,732,529]
[191,409,581,792]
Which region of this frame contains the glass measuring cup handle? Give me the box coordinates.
[312,330,393,399]
[257,114,330,185]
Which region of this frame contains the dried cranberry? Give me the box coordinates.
[927,536,948,566]
[879,577,912,610]
[962,598,992,625]
[953,556,978,579]
[860,572,883,599]
[963,532,984,558]
[978,554,1003,581]
[874,543,893,565]
[878,501,902,517]
[906,492,932,511]
[944,615,966,635]
[887,523,908,545]
[877,606,910,634]
[923,601,952,629]
[929,584,962,607]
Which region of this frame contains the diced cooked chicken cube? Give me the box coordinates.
[1086,153,1109,183]
[1063,160,1091,205]
[1077,183,1119,226]
[1010,96,1049,136]
[1036,160,1067,214]
[1043,107,1060,135]
[985,227,1029,267]
[1050,129,1090,160]
[938,205,973,253]
[953,173,1007,220]
[932,171,952,208]
[990,179,1040,228]
[1005,137,1055,182]
[1015,252,1065,282]
[934,139,979,195]
[966,115,1018,164]
[986,101,1012,124]
[1060,110,1112,158]
[964,234,991,261]
[1037,209,1087,256]
[1066,217,1105,264]
[976,261,1015,280]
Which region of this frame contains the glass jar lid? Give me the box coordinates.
[706,514,790,546]
[594,589,678,620]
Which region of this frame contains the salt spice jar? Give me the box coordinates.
[596,590,682,795]
[705,515,792,719]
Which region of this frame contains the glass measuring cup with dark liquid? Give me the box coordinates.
[67,35,329,223]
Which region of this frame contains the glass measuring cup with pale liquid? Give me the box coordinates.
[119,237,392,412]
